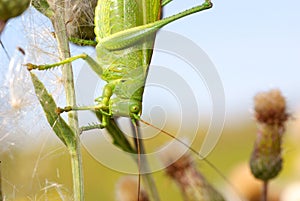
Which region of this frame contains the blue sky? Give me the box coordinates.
[1,1,300,122]
[161,0,300,118]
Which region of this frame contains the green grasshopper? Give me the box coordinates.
[26,1,215,200]
[26,0,213,127]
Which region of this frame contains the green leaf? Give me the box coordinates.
[94,112,136,154]
[30,72,75,147]
[31,0,54,18]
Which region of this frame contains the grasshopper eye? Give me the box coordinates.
[130,104,140,114]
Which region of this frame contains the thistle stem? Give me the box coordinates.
[262,181,268,201]
[51,1,83,200]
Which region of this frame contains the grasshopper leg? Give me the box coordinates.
[57,103,110,128]
[69,37,97,47]
[25,54,88,71]
[57,104,107,114]
[162,0,173,6]
[25,53,104,78]
[99,0,212,51]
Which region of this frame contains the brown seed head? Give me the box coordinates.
[115,176,149,201]
[158,140,226,201]
[158,139,193,179]
[254,89,288,125]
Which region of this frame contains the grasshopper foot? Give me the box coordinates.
[56,106,72,114]
[100,122,107,129]
[203,0,213,8]
[24,63,37,71]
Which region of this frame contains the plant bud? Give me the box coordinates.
[0,0,30,21]
[250,89,288,181]
[158,140,225,201]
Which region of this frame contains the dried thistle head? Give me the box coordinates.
[158,140,194,181]
[254,89,288,125]
[32,0,97,41]
[115,176,149,201]
[250,89,288,181]
[158,140,225,201]
[65,0,97,41]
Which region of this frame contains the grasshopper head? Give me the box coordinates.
[111,99,142,118]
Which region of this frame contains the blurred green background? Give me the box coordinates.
[1,118,300,200]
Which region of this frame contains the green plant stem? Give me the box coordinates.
[0,162,3,201]
[262,181,268,201]
[51,1,83,201]
[131,120,161,201]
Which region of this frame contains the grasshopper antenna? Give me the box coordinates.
[139,119,244,201]
[140,119,224,176]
